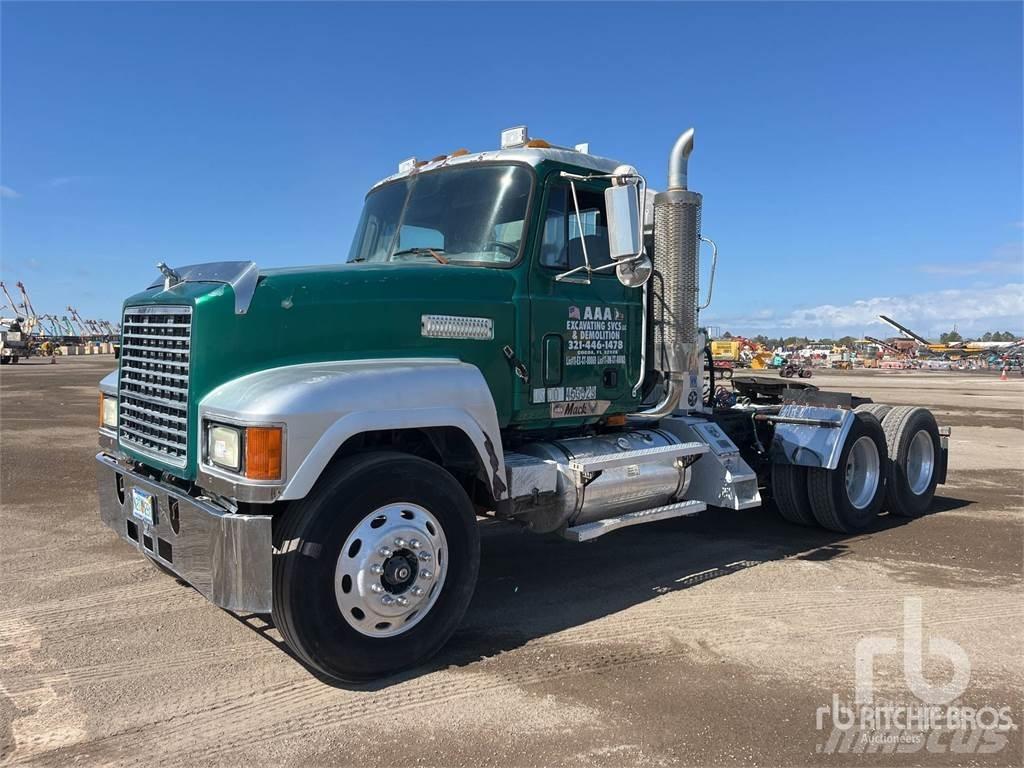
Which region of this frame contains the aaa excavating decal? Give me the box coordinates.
[550,400,611,418]
[566,305,626,367]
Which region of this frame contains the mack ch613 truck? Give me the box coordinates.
[95,126,949,682]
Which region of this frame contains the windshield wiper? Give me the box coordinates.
[390,247,448,264]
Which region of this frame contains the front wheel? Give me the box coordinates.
[272,452,480,682]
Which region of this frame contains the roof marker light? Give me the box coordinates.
[500,125,528,149]
[398,157,418,173]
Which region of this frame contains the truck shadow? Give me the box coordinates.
[232,495,972,689]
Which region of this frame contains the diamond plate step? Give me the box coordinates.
[568,441,708,474]
[562,499,707,542]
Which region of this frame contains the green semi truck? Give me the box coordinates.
[96,126,948,682]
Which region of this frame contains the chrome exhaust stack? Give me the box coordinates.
[635,127,703,419]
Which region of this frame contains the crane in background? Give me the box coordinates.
[0,282,22,318]
[66,306,90,337]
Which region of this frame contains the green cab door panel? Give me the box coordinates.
[520,174,643,429]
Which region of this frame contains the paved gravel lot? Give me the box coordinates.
[2,358,1021,767]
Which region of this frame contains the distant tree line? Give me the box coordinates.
[718,333,860,349]
[938,330,1018,343]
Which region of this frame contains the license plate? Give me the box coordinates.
[131,487,155,524]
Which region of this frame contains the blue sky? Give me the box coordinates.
[1,1,1021,339]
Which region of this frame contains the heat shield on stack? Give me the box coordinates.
[653,188,702,386]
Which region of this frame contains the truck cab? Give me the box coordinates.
[95,126,948,682]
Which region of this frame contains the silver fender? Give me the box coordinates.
[198,358,506,501]
[769,405,855,470]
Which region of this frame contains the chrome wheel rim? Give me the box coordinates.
[906,430,935,495]
[335,503,448,638]
[845,435,880,510]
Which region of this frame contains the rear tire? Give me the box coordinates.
[272,451,480,682]
[855,403,893,421]
[807,412,888,532]
[771,464,816,526]
[881,406,941,518]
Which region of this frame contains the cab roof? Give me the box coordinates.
[369,146,624,192]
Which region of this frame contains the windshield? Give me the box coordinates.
[347,164,533,266]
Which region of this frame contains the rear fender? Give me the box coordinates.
[768,405,856,470]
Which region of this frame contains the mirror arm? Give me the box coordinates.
[567,180,593,274]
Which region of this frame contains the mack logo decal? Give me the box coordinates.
[550,400,611,418]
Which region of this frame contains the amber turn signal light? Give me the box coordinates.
[245,426,283,481]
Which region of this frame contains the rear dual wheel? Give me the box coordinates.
[772,406,943,531]
[807,413,888,532]
[771,464,815,526]
[771,411,888,532]
[880,406,941,517]
[272,452,480,682]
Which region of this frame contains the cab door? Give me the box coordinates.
[524,174,642,425]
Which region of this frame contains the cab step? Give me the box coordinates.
[562,499,707,542]
[568,441,707,475]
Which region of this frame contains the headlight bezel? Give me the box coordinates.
[203,419,284,481]
[100,394,118,430]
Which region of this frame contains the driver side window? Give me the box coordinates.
[539,184,612,271]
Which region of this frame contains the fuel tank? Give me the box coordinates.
[515,429,691,533]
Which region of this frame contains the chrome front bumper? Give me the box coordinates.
[95,452,273,612]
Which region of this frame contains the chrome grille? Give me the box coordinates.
[118,306,192,467]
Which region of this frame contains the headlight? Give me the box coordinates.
[208,425,241,471]
[100,394,118,429]
[205,422,283,480]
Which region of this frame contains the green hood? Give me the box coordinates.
[120,263,521,476]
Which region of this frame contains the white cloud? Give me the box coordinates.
[708,283,1024,338]
[0,185,21,199]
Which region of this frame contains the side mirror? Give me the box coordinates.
[604,183,642,261]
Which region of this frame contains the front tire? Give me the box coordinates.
[807,412,888,532]
[272,451,480,682]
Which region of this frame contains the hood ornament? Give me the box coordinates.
[156,262,181,291]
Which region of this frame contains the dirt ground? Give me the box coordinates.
[2,358,1022,767]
